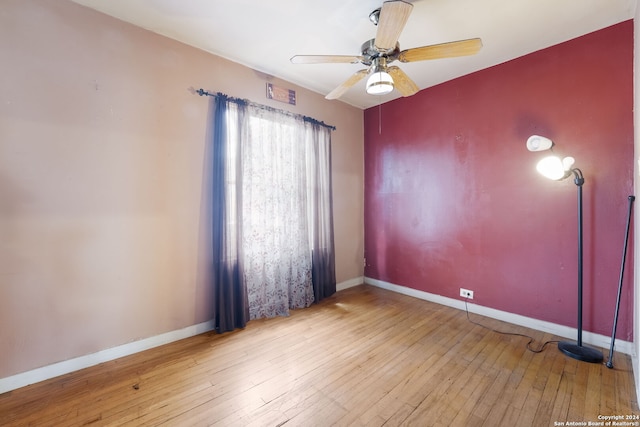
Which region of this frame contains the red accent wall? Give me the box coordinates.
[364,21,634,340]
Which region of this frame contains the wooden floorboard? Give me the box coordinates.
[1,284,637,426]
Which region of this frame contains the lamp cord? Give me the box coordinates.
[463,299,559,354]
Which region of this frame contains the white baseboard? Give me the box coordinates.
[0,320,215,395]
[364,277,633,356]
[337,276,364,291]
[2,277,630,395]
[0,278,365,394]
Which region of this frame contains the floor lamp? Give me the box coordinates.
[526,135,603,363]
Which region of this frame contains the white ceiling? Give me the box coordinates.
[71,0,636,109]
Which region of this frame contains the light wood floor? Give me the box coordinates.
[1,284,637,426]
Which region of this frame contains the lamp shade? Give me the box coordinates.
[366,70,394,95]
[536,155,566,180]
[526,135,554,152]
[562,156,575,171]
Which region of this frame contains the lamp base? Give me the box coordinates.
[558,341,603,363]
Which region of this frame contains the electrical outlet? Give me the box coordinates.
[460,288,474,299]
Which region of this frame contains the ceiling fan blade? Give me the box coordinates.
[398,38,483,63]
[375,0,413,52]
[387,66,419,97]
[291,55,364,64]
[326,69,370,100]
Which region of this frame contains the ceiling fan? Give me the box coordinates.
[290,0,482,100]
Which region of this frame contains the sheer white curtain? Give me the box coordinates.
[242,106,314,319]
[221,101,334,320]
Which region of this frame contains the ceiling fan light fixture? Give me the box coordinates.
[366,69,394,95]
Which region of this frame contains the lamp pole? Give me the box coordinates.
[526,135,603,363]
[557,169,603,363]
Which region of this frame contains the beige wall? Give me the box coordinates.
[0,0,364,379]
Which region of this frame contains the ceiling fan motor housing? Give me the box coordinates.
[361,39,400,65]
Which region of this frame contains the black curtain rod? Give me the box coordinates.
[196,88,336,131]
